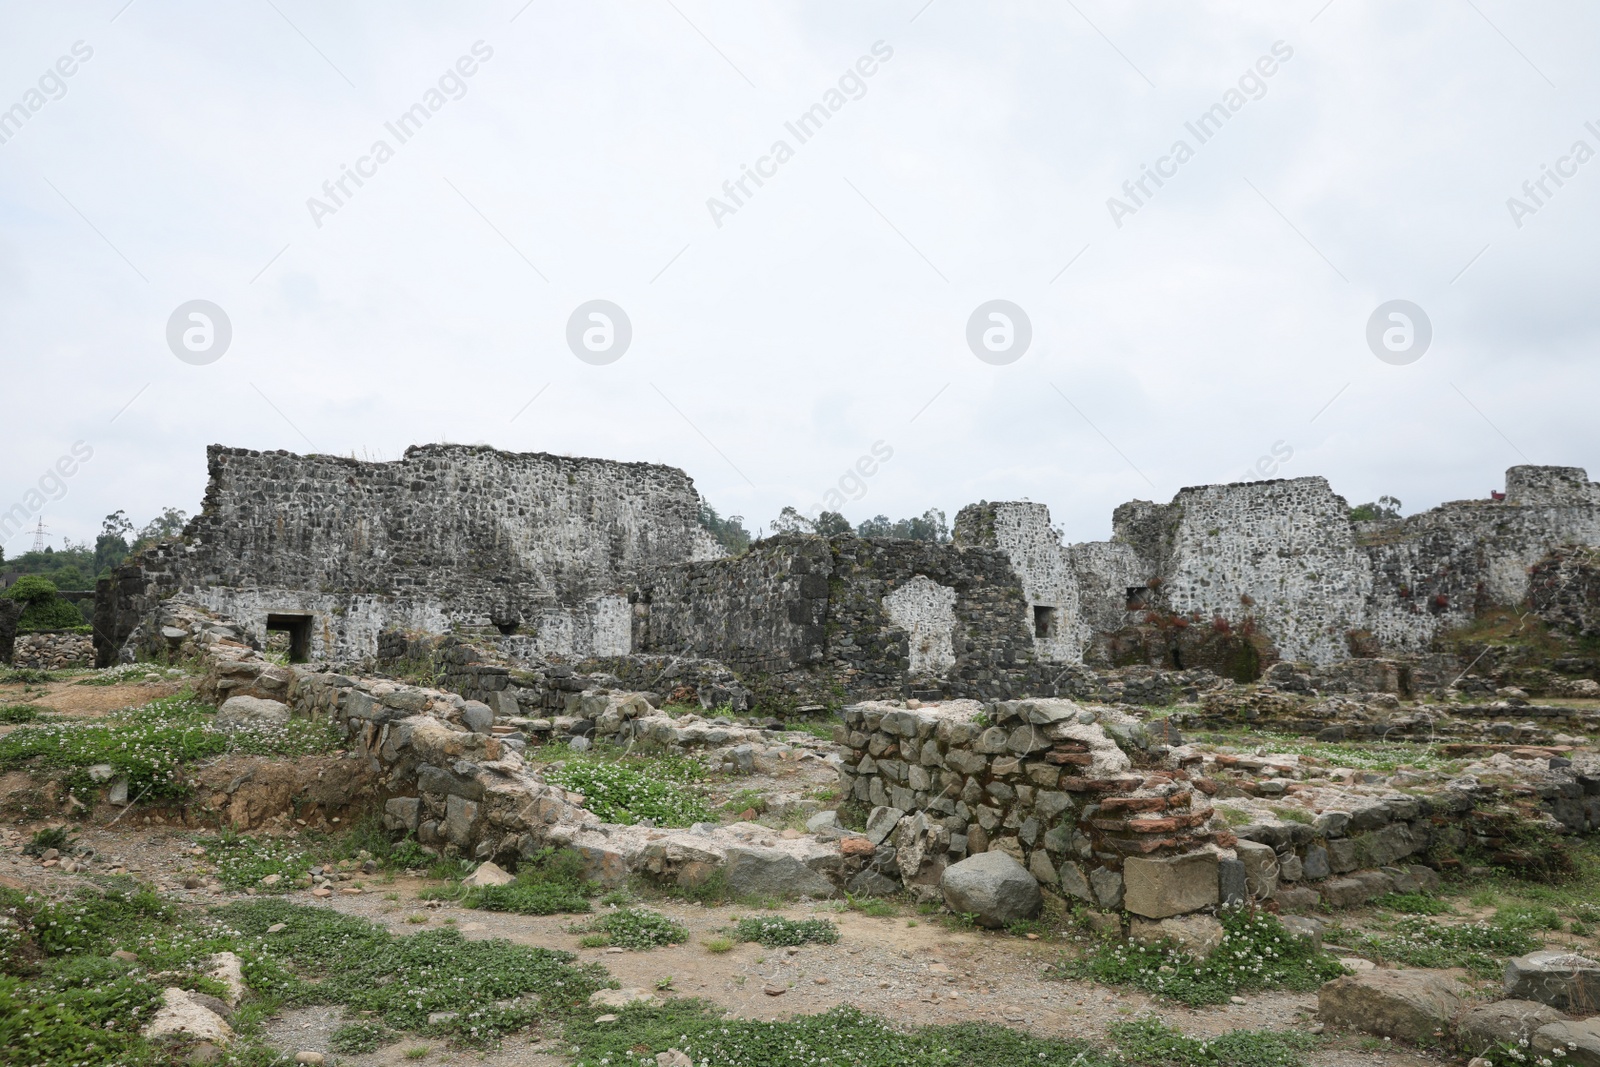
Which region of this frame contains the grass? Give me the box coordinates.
[1193,731,1462,774]
[542,747,712,827]
[721,787,769,817]
[330,1020,394,1054]
[704,935,734,953]
[1329,913,1542,978]
[578,908,688,950]
[466,849,597,916]
[0,690,340,802]
[733,916,839,948]
[1374,892,1454,915]
[1052,907,1346,1006]
[847,895,899,918]
[198,832,313,892]
[562,1000,1321,1067]
[0,704,43,724]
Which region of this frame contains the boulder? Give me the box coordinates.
[723,848,837,899]
[461,700,495,734]
[1534,1019,1600,1067]
[846,869,900,897]
[940,851,1042,928]
[1318,970,1465,1042]
[1279,914,1323,953]
[1129,914,1225,957]
[142,987,234,1044]
[1235,840,1279,900]
[215,696,290,731]
[1453,999,1568,1053]
[806,811,840,834]
[589,988,657,1009]
[1505,951,1600,1010]
[463,861,515,888]
[1123,852,1218,919]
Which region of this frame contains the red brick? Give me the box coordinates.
[1100,796,1166,814]
[1192,778,1218,795]
[1127,816,1183,833]
[1108,835,1180,854]
[1045,752,1094,766]
[840,837,874,857]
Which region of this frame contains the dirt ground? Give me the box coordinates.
[0,821,1457,1067]
[0,675,184,721]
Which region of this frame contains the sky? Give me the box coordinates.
[2,0,1597,555]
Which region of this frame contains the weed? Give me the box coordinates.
[23,825,73,857]
[1053,906,1346,1006]
[330,1020,393,1054]
[466,849,596,917]
[404,1046,432,1059]
[733,916,839,948]
[542,752,712,827]
[0,704,43,723]
[405,914,429,924]
[580,908,688,951]
[722,788,769,817]
[198,832,311,892]
[1375,892,1453,915]
[386,837,433,871]
[704,935,734,953]
[1332,913,1542,978]
[1109,1017,1319,1067]
[847,895,898,918]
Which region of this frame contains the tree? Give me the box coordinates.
[133,507,188,549]
[698,503,752,555]
[855,508,950,543]
[95,510,133,575]
[2,576,87,631]
[814,511,852,537]
[1350,496,1402,522]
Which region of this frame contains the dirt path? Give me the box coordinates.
[0,676,183,720]
[1,823,1454,1067]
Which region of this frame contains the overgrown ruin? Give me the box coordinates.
[9,445,1600,1065]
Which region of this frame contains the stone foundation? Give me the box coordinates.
[11,631,94,670]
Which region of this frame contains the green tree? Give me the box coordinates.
[1350,495,1402,521]
[855,508,950,543]
[2,576,88,631]
[133,507,188,549]
[697,503,752,555]
[95,510,133,574]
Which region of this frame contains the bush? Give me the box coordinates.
[467,849,596,916]
[3,576,88,631]
[0,705,43,724]
[733,916,839,948]
[581,908,687,950]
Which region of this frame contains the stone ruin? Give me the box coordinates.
[48,444,1600,926]
[89,447,1600,712]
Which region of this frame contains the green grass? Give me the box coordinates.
[1108,1018,1319,1067]
[578,908,688,950]
[198,832,313,892]
[1374,892,1453,915]
[330,1020,394,1054]
[542,748,713,827]
[733,916,839,948]
[1329,913,1542,978]
[466,849,597,916]
[0,691,339,802]
[1052,907,1346,1006]
[0,704,44,724]
[219,898,612,1043]
[1193,731,1461,774]
[721,788,769,817]
[562,1000,1320,1067]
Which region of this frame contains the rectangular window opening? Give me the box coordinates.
[1033,605,1057,640]
[265,613,314,663]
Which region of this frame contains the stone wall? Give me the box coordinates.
[638,535,1075,707]
[97,444,723,666]
[836,697,1227,914]
[12,631,94,670]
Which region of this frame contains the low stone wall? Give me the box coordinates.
[174,613,867,896]
[12,631,94,669]
[836,698,1227,913]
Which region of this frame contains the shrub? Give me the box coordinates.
[0,705,42,724]
[733,916,839,948]
[581,908,688,950]
[467,849,596,916]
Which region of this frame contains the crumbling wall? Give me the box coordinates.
[639,534,1061,706]
[837,698,1224,912]
[98,444,722,665]
[1531,546,1600,638]
[0,599,19,664]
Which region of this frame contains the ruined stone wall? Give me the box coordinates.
[98,444,721,665]
[1531,546,1600,638]
[836,698,1220,911]
[638,535,1063,706]
[0,599,19,664]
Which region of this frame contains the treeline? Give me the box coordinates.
[697,504,950,556]
[0,508,188,588]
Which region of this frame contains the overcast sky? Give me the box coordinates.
[2,1,1597,555]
